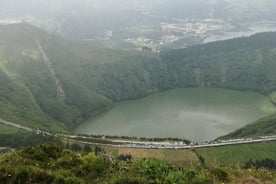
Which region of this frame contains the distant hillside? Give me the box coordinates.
[2,0,276,40]
[218,113,276,139]
[0,23,276,133]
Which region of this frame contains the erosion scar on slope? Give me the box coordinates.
[36,40,66,102]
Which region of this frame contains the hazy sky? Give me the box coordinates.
[1,0,276,23]
[0,0,274,16]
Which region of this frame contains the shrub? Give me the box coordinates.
[135,158,172,182]
[0,167,13,184]
[113,176,144,184]
[54,175,84,184]
[22,143,63,162]
[118,154,132,162]
[77,153,108,178]
[71,143,82,152]
[210,167,229,182]
[182,169,196,181]
[12,167,54,184]
[56,151,82,169]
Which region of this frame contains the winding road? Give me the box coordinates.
[1,117,276,150]
[0,118,33,132]
[36,40,66,102]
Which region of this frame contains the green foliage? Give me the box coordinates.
[113,176,145,184]
[78,153,109,178]
[54,175,83,184]
[135,158,173,182]
[0,167,12,184]
[118,154,132,162]
[131,158,214,184]
[210,167,229,182]
[0,132,61,148]
[56,150,82,169]
[245,158,276,170]
[70,143,82,152]
[0,143,276,183]
[83,144,92,153]
[22,143,63,161]
[12,167,55,184]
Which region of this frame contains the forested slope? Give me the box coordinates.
[0,23,276,133]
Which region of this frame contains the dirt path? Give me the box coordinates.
[36,40,66,102]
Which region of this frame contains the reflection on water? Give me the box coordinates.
[75,88,276,142]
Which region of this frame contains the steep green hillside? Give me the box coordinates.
[0,23,115,129]
[0,23,276,133]
[162,32,276,93]
[219,113,276,139]
[0,23,161,130]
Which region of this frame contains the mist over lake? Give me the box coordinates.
[75,88,276,142]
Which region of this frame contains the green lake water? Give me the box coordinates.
[75,88,276,141]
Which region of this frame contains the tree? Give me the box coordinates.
[65,141,70,149]
[95,146,102,155]
[70,143,82,152]
[84,144,92,153]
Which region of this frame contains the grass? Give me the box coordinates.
[101,141,276,167]
[269,91,276,104]
[104,146,200,167]
[195,141,276,166]
[0,124,21,134]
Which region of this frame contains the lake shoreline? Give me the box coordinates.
[75,88,276,142]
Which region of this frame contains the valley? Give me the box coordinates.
[1,1,276,183]
[0,23,276,141]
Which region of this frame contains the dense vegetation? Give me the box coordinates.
[245,158,276,170]
[0,143,276,184]
[0,23,276,134]
[0,132,61,149]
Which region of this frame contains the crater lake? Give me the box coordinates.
[75,88,276,142]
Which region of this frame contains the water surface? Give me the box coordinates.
[204,26,276,43]
[75,88,276,141]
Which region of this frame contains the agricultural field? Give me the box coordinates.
[105,146,200,167]
[103,141,276,167]
[195,141,276,166]
[0,124,20,134]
